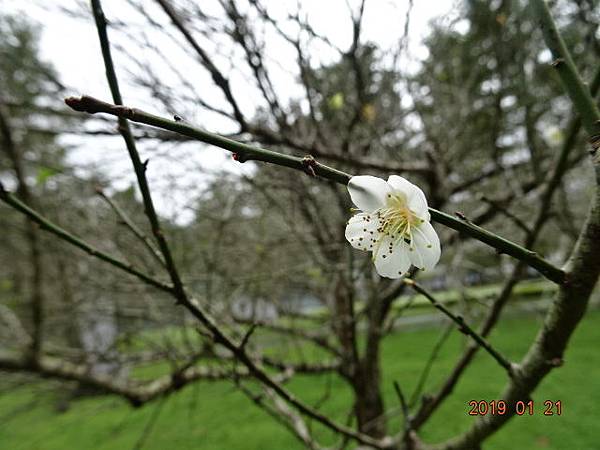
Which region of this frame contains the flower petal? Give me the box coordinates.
[348,176,390,213]
[373,236,412,279]
[387,175,430,220]
[345,213,382,251]
[409,221,441,271]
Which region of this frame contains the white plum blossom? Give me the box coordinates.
[345,175,441,279]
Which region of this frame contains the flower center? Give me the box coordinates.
[376,193,420,243]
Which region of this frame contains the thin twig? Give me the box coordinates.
[531,0,600,140]
[403,279,514,375]
[131,394,168,450]
[153,0,247,129]
[238,323,257,351]
[392,381,410,433]
[478,195,532,235]
[235,382,321,450]
[408,323,453,408]
[0,185,173,294]
[97,188,165,267]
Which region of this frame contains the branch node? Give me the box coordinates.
[508,362,520,378]
[232,152,248,163]
[421,393,433,406]
[547,357,564,367]
[455,211,469,221]
[551,57,565,67]
[301,155,318,177]
[239,323,258,350]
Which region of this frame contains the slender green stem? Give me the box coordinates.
[65,95,351,185]
[97,189,165,267]
[430,209,564,284]
[90,0,187,302]
[404,279,514,374]
[531,0,600,145]
[65,94,566,284]
[0,184,173,294]
[393,380,410,433]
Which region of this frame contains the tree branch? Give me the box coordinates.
[0,353,250,407]
[532,0,600,142]
[232,316,342,358]
[63,95,566,284]
[403,279,514,375]
[153,0,247,129]
[91,0,188,304]
[436,4,600,447]
[96,188,166,268]
[0,185,173,293]
[84,6,384,445]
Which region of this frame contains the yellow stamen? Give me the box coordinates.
[372,192,426,260]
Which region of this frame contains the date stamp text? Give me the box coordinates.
[468,400,562,416]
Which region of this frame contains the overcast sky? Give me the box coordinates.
[4,0,459,223]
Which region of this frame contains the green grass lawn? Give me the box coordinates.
[1,308,599,450]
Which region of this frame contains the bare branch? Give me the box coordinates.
[153,0,247,129]
[404,279,514,374]
[0,353,250,407]
[63,95,567,284]
[232,316,342,357]
[0,186,173,294]
[90,0,188,304]
[96,188,166,268]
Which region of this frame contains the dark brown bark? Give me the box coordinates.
[332,277,359,379]
[353,352,386,438]
[332,277,387,438]
[352,284,398,439]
